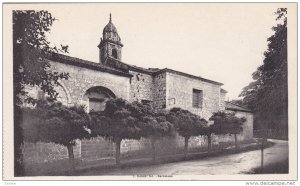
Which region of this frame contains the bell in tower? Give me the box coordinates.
[98,14,124,64]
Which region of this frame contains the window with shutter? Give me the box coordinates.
[192,89,203,108]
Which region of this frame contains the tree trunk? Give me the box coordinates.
[151,137,156,162]
[234,133,238,151]
[115,138,122,166]
[261,137,265,172]
[207,134,212,153]
[67,144,75,171]
[184,136,189,159]
[14,106,24,176]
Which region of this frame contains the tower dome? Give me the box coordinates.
[102,13,122,43]
[103,18,118,33]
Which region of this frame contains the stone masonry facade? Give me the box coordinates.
[48,59,130,108]
[21,15,254,167]
[129,70,154,102]
[165,71,222,120]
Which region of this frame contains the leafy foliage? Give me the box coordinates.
[209,111,246,135]
[21,101,90,146]
[88,111,109,138]
[13,10,69,105]
[166,107,207,157]
[90,99,175,141]
[90,98,174,165]
[239,8,287,133]
[20,101,89,171]
[128,102,175,138]
[167,107,207,138]
[90,98,142,142]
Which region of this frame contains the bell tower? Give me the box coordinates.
[98,14,123,64]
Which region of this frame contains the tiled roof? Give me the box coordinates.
[49,54,223,86]
[154,68,224,86]
[98,57,223,85]
[49,53,132,78]
[225,101,252,113]
[104,57,161,75]
[221,88,228,93]
[127,64,223,85]
[128,65,161,74]
[103,58,223,86]
[103,57,129,72]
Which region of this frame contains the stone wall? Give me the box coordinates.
[48,60,130,105]
[22,141,81,163]
[81,137,115,161]
[22,132,250,166]
[129,70,154,102]
[235,111,254,140]
[153,72,167,109]
[128,70,168,110]
[166,72,221,120]
[24,83,71,106]
[220,92,226,110]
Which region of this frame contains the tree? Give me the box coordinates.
[21,101,90,171]
[13,10,69,104]
[89,111,109,138]
[129,102,175,161]
[201,124,214,153]
[89,101,175,163]
[239,8,287,138]
[209,111,246,151]
[13,10,69,175]
[147,113,175,162]
[94,98,143,166]
[167,108,207,158]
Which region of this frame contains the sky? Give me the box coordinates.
[37,3,282,100]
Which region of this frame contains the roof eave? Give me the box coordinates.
[154,68,223,86]
[48,53,133,78]
[226,108,253,113]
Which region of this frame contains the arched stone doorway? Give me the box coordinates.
[82,86,116,112]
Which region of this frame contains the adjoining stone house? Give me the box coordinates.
[23,15,253,164]
[225,101,254,140]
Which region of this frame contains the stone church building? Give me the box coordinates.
[44,15,229,120]
[23,15,253,167]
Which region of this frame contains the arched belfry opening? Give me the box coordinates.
[83,86,116,112]
[112,48,118,59]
